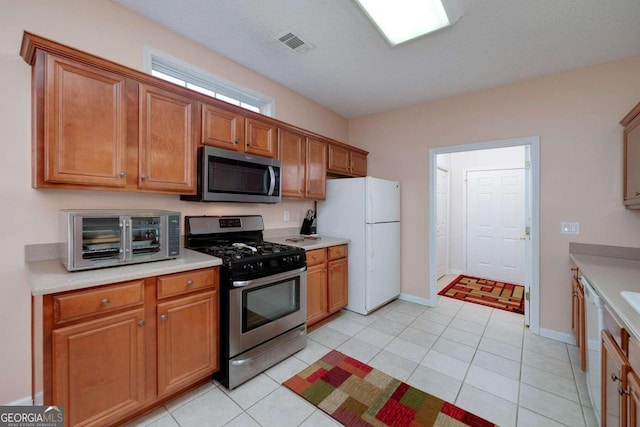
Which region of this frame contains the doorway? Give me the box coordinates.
[428,136,540,334]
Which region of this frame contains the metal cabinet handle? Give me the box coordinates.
[187,280,194,286]
[160,314,168,321]
[234,139,239,144]
[119,171,126,177]
[247,141,252,147]
[101,298,110,306]
[611,373,621,382]
[140,174,148,180]
[137,320,145,327]
[620,386,629,396]
[636,192,640,197]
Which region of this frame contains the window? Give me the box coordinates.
[144,46,274,116]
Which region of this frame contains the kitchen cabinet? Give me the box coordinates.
[28,49,196,194]
[38,53,128,188]
[327,143,368,177]
[21,32,368,196]
[138,83,197,193]
[571,264,586,371]
[201,103,245,150]
[278,129,327,200]
[603,330,629,426]
[37,267,219,427]
[305,244,348,326]
[621,102,640,208]
[201,103,277,158]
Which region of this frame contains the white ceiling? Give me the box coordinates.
[113,0,640,118]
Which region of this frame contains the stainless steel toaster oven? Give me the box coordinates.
[60,209,181,271]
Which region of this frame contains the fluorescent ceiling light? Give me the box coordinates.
[355,0,455,46]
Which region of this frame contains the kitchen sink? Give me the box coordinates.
[621,291,640,314]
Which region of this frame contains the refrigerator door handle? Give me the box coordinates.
[367,224,375,271]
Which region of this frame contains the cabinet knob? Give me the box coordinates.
[140,174,148,180]
[619,386,629,396]
[187,280,194,286]
[247,141,251,147]
[119,171,126,177]
[313,255,317,260]
[636,192,640,197]
[160,314,168,322]
[137,320,145,327]
[101,298,110,306]
[234,139,239,144]
[611,373,621,382]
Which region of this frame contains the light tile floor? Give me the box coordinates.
[126,280,598,427]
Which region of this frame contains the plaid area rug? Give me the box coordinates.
[284,350,498,427]
[439,275,525,314]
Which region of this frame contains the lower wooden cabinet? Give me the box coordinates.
[570,266,586,371]
[603,330,630,426]
[37,266,219,427]
[52,309,146,427]
[306,244,348,326]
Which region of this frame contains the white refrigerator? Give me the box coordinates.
[317,176,400,315]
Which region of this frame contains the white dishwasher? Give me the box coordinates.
[582,275,604,424]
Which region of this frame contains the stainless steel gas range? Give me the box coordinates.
[185,215,307,389]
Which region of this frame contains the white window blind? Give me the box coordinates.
[145,47,274,116]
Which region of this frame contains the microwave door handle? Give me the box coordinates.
[119,219,127,262]
[267,166,276,196]
[122,218,133,261]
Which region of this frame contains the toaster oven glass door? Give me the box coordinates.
[80,217,123,262]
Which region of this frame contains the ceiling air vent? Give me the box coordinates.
[276,31,314,54]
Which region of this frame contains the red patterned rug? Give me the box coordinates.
[439,275,525,314]
[284,350,498,427]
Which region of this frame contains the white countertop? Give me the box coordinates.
[26,249,222,296]
[266,235,350,251]
[570,251,640,340]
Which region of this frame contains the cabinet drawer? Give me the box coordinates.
[328,244,348,260]
[54,280,144,325]
[306,248,327,267]
[630,335,640,373]
[157,268,217,299]
[605,304,629,353]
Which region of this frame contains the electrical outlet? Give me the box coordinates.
[284,210,290,221]
[560,221,580,235]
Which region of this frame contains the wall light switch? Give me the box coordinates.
[561,221,580,235]
[284,210,290,221]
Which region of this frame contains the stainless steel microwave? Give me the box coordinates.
[181,146,282,203]
[60,209,181,271]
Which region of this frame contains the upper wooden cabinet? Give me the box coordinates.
[201,103,244,150]
[278,129,326,200]
[327,143,367,177]
[21,32,366,196]
[622,102,640,208]
[201,105,276,158]
[138,84,197,193]
[41,54,128,188]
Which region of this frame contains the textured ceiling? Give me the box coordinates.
[113,0,640,118]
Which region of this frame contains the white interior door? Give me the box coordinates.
[436,168,449,279]
[466,168,525,284]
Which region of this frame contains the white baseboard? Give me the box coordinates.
[398,293,436,307]
[448,269,463,275]
[539,327,575,345]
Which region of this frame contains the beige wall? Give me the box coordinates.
[349,56,640,335]
[0,0,349,404]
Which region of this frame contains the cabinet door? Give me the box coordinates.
[350,151,368,177]
[327,144,350,175]
[603,330,630,427]
[306,137,327,200]
[571,277,586,371]
[245,118,276,158]
[157,291,218,396]
[629,371,640,427]
[328,257,348,314]
[52,309,145,427]
[43,54,127,187]
[278,128,306,199]
[306,264,328,326]
[138,84,197,193]
[201,103,244,150]
[624,120,640,206]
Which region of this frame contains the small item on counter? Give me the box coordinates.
[286,237,305,242]
[300,209,316,235]
[304,236,321,240]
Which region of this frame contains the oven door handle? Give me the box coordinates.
[230,325,306,367]
[232,266,306,288]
